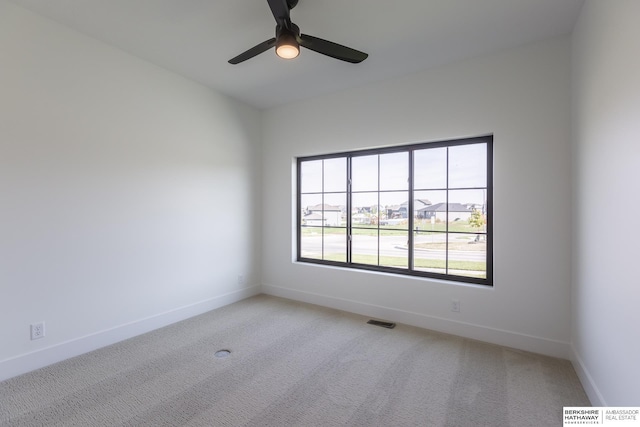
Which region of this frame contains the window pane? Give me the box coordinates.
[413,190,446,230]
[414,147,447,190]
[379,233,408,268]
[324,157,347,192]
[380,191,408,228]
[447,233,486,279]
[323,228,346,262]
[448,189,486,231]
[323,193,346,226]
[352,192,378,226]
[352,233,378,266]
[300,227,323,260]
[301,194,322,226]
[449,143,487,188]
[352,155,378,192]
[380,152,408,191]
[413,231,446,274]
[300,160,322,193]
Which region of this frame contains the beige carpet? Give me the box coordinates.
[0,295,589,426]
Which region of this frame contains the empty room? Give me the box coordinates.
[1,0,638,425]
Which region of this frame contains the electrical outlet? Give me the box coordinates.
[31,322,45,340]
[451,299,460,313]
[237,275,245,285]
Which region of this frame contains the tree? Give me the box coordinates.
[469,209,486,242]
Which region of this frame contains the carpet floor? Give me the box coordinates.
[0,294,589,426]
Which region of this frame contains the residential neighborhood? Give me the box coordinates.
[302,199,486,226]
[302,204,342,226]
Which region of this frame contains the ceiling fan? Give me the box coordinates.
[228,0,368,64]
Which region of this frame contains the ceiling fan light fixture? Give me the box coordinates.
[276,31,299,59]
[229,0,367,65]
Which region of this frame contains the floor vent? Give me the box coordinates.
[367,319,396,329]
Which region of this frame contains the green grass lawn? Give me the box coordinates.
[302,220,484,236]
[414,241,486,251]
[322,253,485,273]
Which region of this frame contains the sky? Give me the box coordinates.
[300,143,488,209]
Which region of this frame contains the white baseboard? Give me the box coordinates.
[262,284,572,359]
[570,343,606,406]
[0,286,260,382]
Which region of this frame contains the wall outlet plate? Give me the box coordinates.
[31,322,45,340]
[451,299,460,313]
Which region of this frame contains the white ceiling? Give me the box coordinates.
[9,0,584,109]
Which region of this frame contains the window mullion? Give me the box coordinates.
[321,160,325,260]
[347,156,352,264]
[445,147,449,275]
[296,158,302,261]
[377,155,381,266]
[408,149,414,271]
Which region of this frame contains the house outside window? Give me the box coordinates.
[297,135,493,286]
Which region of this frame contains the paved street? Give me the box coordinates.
[302,234,485,262]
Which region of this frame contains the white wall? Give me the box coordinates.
[9,0,637,406]
[262,38,573,358]
[0,1,261,380]
[571,0,640,406]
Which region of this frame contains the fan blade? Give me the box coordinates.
[267,0,290,24]
[228,38,276,64]
[299,34,368,63]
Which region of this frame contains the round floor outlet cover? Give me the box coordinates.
[215,349,231,358]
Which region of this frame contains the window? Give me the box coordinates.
[297,135,492,286]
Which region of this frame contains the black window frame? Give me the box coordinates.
[297,135,493,286]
